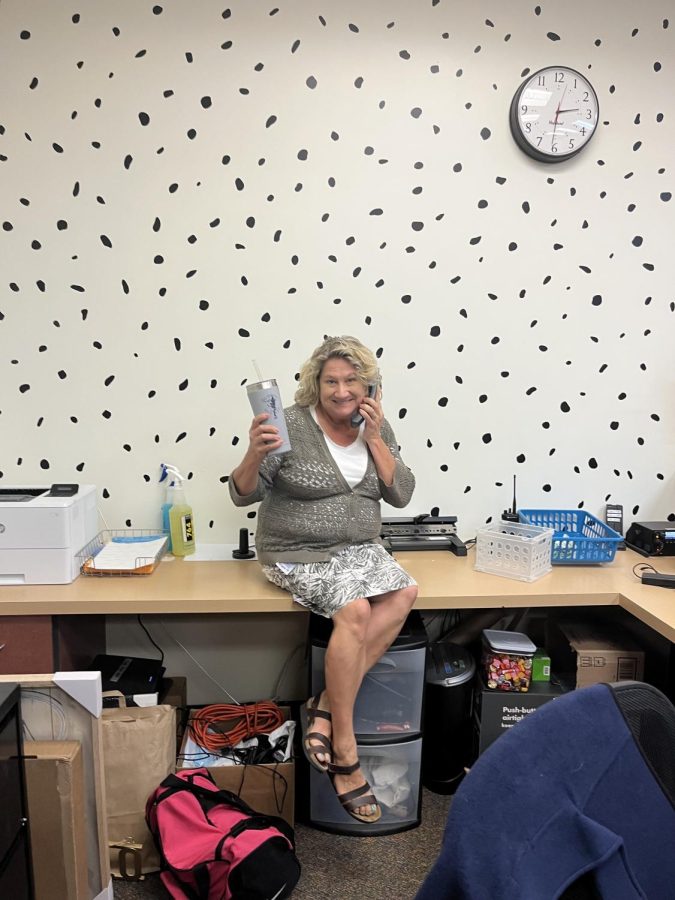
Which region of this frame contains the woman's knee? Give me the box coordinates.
[332,597,371,641]
[396,584,418,615]
[403,584,418,606]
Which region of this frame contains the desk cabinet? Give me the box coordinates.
[0,615,105,675]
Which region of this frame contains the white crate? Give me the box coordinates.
[474,521,554,582]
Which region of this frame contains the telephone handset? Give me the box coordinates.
[351,383,377,428]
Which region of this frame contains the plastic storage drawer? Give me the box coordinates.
[311,646,426,739]
[309,736,422,836]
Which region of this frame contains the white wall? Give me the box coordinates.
[2,1,674,699]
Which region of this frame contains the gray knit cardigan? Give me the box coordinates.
[229,404,416,564]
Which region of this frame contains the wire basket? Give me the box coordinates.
[474,521,554,583]
[77,529,168,576]
[518,509,622,565]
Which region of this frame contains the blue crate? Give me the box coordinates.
[517,509,622,565]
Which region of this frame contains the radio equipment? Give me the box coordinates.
[380,515,467,556]
[625,521,675,557]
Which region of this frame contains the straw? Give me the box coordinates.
[252,359,263,382]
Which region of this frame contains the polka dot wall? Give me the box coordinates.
[1,0,674,544]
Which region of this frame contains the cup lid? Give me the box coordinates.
[246,379,277,392]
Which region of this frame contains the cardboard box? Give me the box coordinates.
[179,707,295,827]
[548,620,645,688]
[473,675,565,755]
[23,741,89,900]
[159,675,187,710]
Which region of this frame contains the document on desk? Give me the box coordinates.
[86,536,168,572]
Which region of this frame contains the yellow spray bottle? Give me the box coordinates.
[168,468,196,557]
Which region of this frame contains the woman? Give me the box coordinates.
[229,335,418,824]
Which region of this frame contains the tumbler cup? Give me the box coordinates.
[246,379,292,455]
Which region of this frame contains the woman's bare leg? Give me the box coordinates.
[363,584,418,670]
[322,598,375,816]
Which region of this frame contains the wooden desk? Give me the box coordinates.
[1,548,674,639]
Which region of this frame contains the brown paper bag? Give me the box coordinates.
[101,695,176,879]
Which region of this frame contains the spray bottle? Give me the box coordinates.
[159,463,178,552]
[165,465,196,557]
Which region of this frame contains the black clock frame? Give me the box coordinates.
[509,66,599,163]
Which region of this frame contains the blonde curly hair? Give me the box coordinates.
[295,335,380,407]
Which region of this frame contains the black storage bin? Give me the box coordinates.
[422,642,476,795]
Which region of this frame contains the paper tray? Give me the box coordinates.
[77,529,168,576]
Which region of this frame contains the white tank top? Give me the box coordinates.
[310,406,368,488]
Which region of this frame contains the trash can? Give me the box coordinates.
[422,642,476,794]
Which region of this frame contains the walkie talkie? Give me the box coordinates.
[502,475,520,523]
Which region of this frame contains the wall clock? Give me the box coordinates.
[509,66,599,162]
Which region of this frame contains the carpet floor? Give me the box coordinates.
[112,788,452,900]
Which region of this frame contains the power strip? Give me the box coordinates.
[641,572,675,588]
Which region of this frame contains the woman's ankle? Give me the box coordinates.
[331,740,358,764]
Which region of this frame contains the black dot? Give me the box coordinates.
[561,402,571,412]
[480,127,491,140]
[482,433,492,444]
[138,112,150,126]
[20,30,31,40]
[430,325,441,337]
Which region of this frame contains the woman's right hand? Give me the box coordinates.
[248,413,284,461]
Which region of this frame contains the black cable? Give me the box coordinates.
[137,614,165,663]
[632,562,658,579]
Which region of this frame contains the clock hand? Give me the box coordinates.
[551,86,567,141]
[557,108,579,113]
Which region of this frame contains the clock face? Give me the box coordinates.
[509,66,599,162]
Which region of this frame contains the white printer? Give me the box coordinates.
[0,484,99,584]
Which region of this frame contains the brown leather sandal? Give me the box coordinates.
[327,760,382,824]
[300,693,333,773]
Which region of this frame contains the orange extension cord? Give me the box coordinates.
[189,701,285,754]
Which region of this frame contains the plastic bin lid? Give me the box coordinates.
[426,642,476,686]
[482,629,537,656]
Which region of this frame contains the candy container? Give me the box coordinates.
[481,629,537,693]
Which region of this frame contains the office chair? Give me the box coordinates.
[416,681,675,900]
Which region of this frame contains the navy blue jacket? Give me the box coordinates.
[416,683,675,899]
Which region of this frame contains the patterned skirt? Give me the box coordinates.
[261,542,416,619]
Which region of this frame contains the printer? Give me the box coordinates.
[0,484,98,584]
